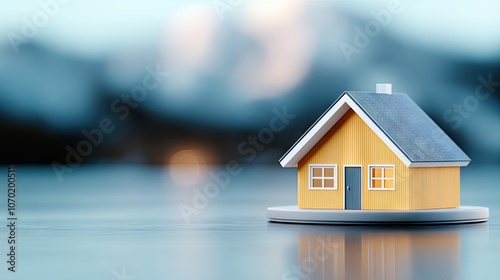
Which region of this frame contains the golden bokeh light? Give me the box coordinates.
[168,147,213,188]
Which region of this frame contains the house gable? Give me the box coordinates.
[297,109,410,210]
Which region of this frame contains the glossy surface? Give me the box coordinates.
[0,164,498,279]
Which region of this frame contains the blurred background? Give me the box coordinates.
[1,0,499,166]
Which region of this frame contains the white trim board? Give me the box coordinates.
[279,94,469,168]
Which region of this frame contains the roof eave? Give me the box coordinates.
[408,161,471,167]
[282,161,471,168]
[279,93,352,168]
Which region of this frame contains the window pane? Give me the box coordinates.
[324,179,334,188]
[372,179,382,188]
[312,179,322,188]
[324,167,334,177]
[384,168,394,178]
[312,168,322,177]
[384,179,394,189]
[372,168,382,178]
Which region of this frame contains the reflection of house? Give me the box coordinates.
[294,229,460,280]
[280,84,470,210]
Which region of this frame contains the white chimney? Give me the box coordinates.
[376,83,392,94]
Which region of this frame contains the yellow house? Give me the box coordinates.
[279,84,471,210]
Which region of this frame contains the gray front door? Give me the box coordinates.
[345,167,361,210]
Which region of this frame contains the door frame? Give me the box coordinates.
[343,165,362,210]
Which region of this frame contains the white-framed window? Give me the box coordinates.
[368,165,395,190]
[309,164,337,190]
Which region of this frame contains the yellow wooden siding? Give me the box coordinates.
[409,167,460,209]
[297,109,410,210]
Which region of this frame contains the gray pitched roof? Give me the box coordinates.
[344,91,470,163]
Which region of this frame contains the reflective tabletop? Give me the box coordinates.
[0,164,499,279]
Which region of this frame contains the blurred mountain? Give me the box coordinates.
[0,0,499,164]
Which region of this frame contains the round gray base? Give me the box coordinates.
[267,205,489,225]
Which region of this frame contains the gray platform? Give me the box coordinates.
[268,205,489,225]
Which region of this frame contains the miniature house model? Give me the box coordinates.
[279,84,471,210]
